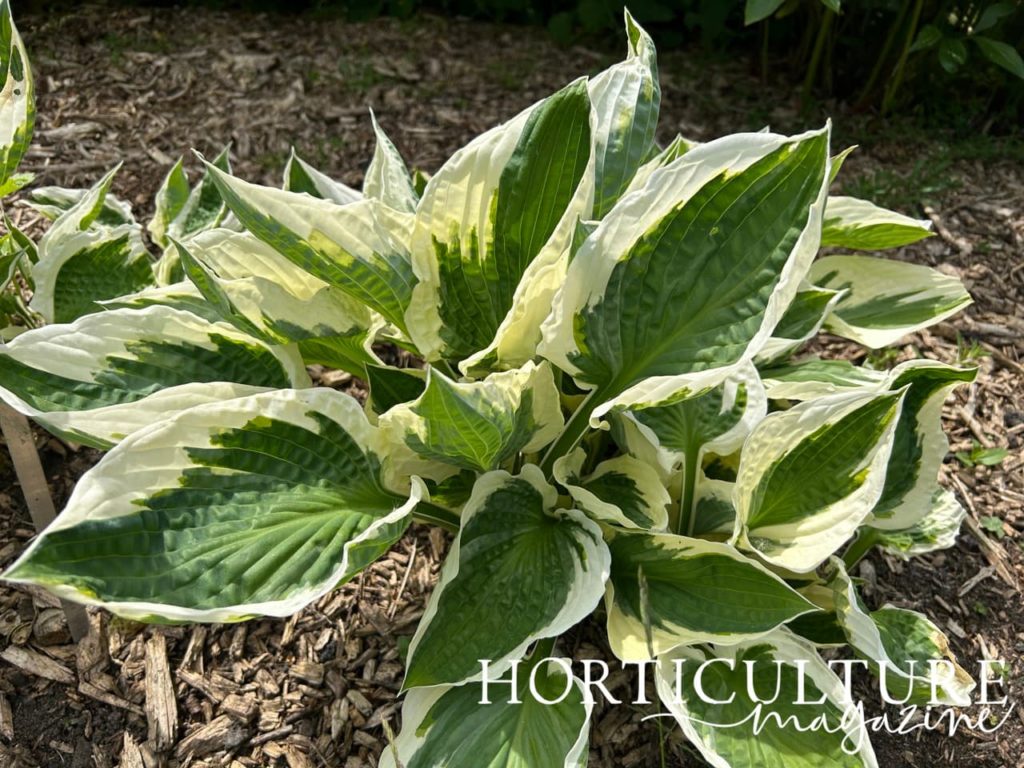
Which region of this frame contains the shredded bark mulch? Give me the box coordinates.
[0,5,1021,767]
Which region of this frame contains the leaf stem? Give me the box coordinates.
[677,448,700,537]
[538,387,606,478]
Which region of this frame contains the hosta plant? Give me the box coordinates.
[1,7,979,767]
[0,0,37,337]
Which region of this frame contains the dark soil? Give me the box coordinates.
[0,4,1022,767]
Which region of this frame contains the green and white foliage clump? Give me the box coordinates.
[0,0,35,335]
[1,7,978,767]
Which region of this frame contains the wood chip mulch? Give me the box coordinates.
[0,5,1021,767]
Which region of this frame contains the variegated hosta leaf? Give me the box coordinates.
[605,531,814,661]
[0,305,308,448]
[25,185,134,225]
[403,466,609,688]
[867,360,975,531]
[31,167,155,323]
[691,477,737,537]
[206,163,416,333]
[626,361,766,471]
[363,110,417,213]
[605,415,679,513]
[821,196,932,251]
[809,254,972,349]
[3,388,423,622]
[875,487,966,558]
[407,78,595,366]
[383,660,591,768]
[0,0,33,187]
[760,358,887,401]
[553,448,670,530]
[148,147,232,250]
[380,362,563,473]
[539,126,830,424]
[619,134,694,200]
[755,285,844,365]
[785,581,848,647]
[174,229,381,373]
[99,280,224,322]
[827,557,974,705]
[283,148,361,205]
[829,145,856,183]
[732,390,903,572]
[655,630,879,768]
[588,10,659,218]
[364,363,426,418]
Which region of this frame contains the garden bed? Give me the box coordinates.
[0,5,1022,767]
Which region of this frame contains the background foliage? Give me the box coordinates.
[23,0,1020,124]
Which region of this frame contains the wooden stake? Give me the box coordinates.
[0,405,89,641]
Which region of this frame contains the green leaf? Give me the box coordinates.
[148,158,190,248]
[975,446,1009,465]
[938,38,968,73]
[875,487,966,558]
[829,557,975,705]
[975,3,1015,33]
[0,305,308,447]
[733,390,903,572]
[404,467,609,688]
[828,144,857,183]
[174,229,381,373]
[909,24,942,52]
[0,170,31,198]
[745,0,786,25]
[283,148,362,205]
[98,281,224,322]
[149,147,233,253]
[25,184,135,225]
[383,660,591,768]
[980,515,1005,537]
[29,167,155,323]
[755,286,844,365]
[867,361,976,531]
[656,631,879,768]
[380,362,563,473]
[553,448,670,530]
[821,196,932,250]
[619,134,695,200]
[626,362,766,470]
[588,10,660,218]
[4,389,422,622]
[363,110,417,213]
[365,363,427,417]
[540,126,830,421]
[809,254,972,349]
[691,477,738,537]
[407,78,594,365]
[606,531,814,660]
[973,36,1024,79]
[0,0,34,187]
[760,358,887,401]
[205,161,416,333]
